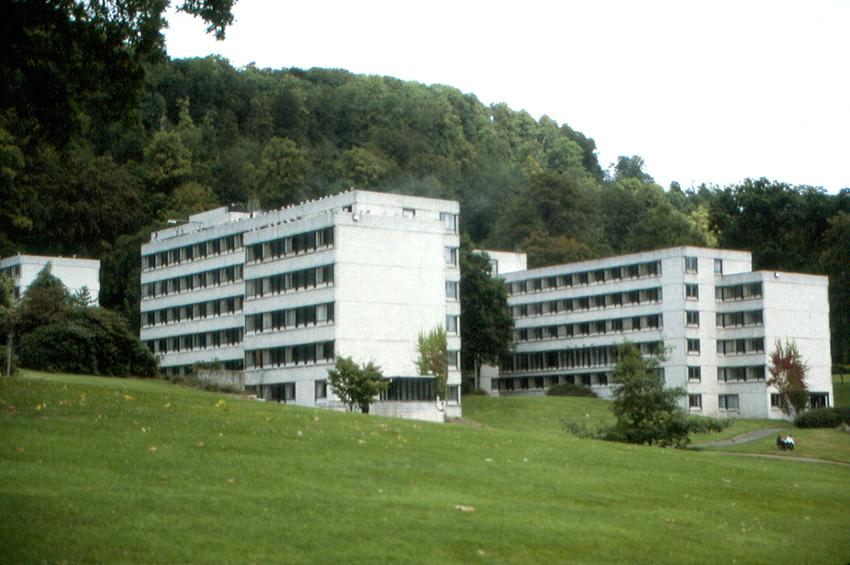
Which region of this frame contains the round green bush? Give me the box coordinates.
[795,407,850,428]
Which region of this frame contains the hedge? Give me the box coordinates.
[795,407,850,428]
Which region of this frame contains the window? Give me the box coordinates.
[687,338,700,354]
[315,380,327,401]
[489,258,499,276]
[402,207,416,218]
[686,310,699,327]
[448,350,459,369]
[688,394,702,410]
[714,259,723,275]
[685,256,698,273]
[718,394,739,411]
[446,315,459,334]
[445,281,458,300]
[688,366,701,382]
[439,212,458,233]
[444,247,458,267]
[770,393,782,409]
[809,393,829,409]
[685,283,699,300]
[447,385,459,403]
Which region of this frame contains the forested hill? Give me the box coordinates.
[0,56,847,364]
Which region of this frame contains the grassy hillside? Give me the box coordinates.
[1,372,849,563]
[463,394,777,443]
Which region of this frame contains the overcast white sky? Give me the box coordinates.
[165,0,849,192]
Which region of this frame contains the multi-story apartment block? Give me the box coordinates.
[140,190,461,421]
[490,247,832,419]
[0,254,100,303]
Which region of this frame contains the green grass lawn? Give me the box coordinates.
[2,372,849,563]
[716,427,850,464]
[833,374,849,407]
[462,393,782,444]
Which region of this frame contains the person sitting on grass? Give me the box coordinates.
[784,434,795,451]
[776,433,785,450]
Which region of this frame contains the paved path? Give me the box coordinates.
[693,427,784,448]
[717,452,850,467]
[694,427,850,468]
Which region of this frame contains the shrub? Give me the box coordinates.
[17,309,157,378]
[795,407,850,428]
[19,322,99,374]
[685,415,731,434]
[547,383,598,398]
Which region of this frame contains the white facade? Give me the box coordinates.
[492,246,833,419]
[478,250,528,276]
[140,190,461,421]
[0,254,100,304]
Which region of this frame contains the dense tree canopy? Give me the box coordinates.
[0,0,235,141]
[0,51,847,365]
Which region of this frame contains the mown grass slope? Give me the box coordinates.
[1,372,849,563]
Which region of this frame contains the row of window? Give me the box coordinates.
[717,338,765,355]
[0,265,21,279]
[718,365,766,382]
[245,264,334,299]
[246,302,334,333]
[688,393,739,411]
[684,256,724,274]
[141,296,244,328]
[514,314,662,343]
[245,341,336,369]
[716,309,763,328]
[510,287,662,319]
[501,341,663,373]
[379,378,457,402]
[146,327,244,354]
[160,359,244,377]
[688,365,767,382]
[715,282,763,301]
[401,209,459,234]
[491,373,610,391]
[142,264,244,299]
[142,233,243,271]
[692,393,835,411]
[508,260,662,296]
[245,227,334,263]
[246,377,462,404]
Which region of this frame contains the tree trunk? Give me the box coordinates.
[474,358,481,390]
[5,331,11,377]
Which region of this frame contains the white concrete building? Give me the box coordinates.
[479,250,528,276]
[491,247,833,419]
[140,190,461,421]
[0,254,100,303]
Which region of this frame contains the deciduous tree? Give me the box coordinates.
[327,356,387,414]
[607,344,689,447]
[460,248,513,389]
[767,340,809,416]
[415,326,448,401]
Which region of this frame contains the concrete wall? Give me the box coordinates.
[370,401,446,423]
[195,369,245,390]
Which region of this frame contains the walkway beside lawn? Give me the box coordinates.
[693,427,784,448]
[694,427,850,467]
